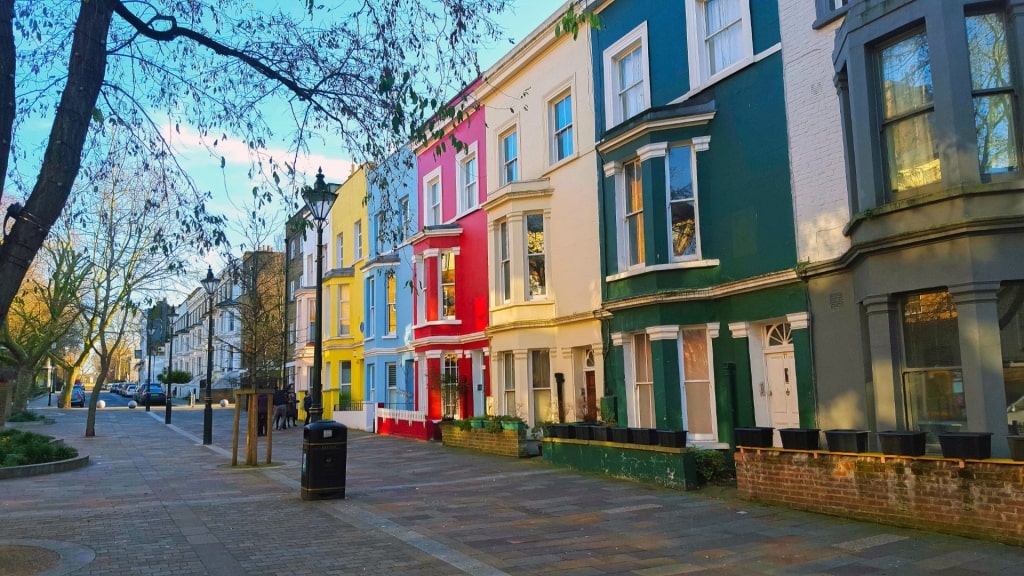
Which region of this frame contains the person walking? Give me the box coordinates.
[287,389,298,427]
[303,393,312,425]
[273,387,288,430]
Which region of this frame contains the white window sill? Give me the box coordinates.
[492,299,553,312]
[454,205,482,220]
[606,259,719,282]
[672,43,781,105]
[413,319,462,329]
[382,334,397,340]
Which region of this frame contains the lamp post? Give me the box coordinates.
[302,168,338,423]
[165,306,177,425]
[202,266,219,445]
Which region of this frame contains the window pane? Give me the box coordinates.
[902,291,960,368]
[999,283,1024,427]
[685,380,713,435]
[904,369,966,441]
[441,252,456,318]
[625,160,644,266]
[880,32,933,119]
[617,45,644,118]
[637,383,655,428]
[682,329,709,380]
[885,112,941,192]
[974,94,1018,175]
[704,0,742,74]
[669,146,696,258]
[502,131,518,184]
[527,214,546,297]
[967,14,1011,91]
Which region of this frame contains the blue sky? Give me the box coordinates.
[184,0,559,260]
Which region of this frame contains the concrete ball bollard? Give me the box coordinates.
[219,399,229,408]
[128,400,137,409]
[97,400,106,409]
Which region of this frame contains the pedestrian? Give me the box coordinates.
[273,387,288,430]
[257,393,268,436]
[303,393,312,425]
[287,389,298,427]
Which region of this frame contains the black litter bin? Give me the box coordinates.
[301,420,347,500]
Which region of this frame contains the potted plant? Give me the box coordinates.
[825,429,869,453]
[734,427,774,448]
[628,427,658,445]
[590,425,612,442]
[877,430,927,456]
[469,416,487,429]
[937,431,993,460]
[779,428,820,450]
[499,415,525,432]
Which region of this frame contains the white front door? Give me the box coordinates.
[765,351,800,439]
[472,351,485,417]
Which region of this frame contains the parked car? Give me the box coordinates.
[123,384,138,398]
[70,385,85,408]
[134,384,166,405]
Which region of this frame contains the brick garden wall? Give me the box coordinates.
[736,449,1024,546]
[440,424,526,458]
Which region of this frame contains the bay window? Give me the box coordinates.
[526,213,546,298]
[967,12,1018,177]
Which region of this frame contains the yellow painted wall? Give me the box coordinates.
[322,167,367,417]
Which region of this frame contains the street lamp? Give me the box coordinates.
[165,305,177,425]
[302,167,338,423]
[201,266,219,445]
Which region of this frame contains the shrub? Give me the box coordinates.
[7,410,45,423]
[0,429,78,467]
[691,448,735,486]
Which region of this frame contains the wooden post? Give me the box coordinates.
[265,392,273,465]
[247,393,258,465]
[231,392,242,466]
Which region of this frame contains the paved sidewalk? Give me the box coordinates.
[2,400,1024,575]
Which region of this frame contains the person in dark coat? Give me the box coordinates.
[273,388,288,430]
[287,389,298,427]
[257,393,268,436]
[303,393,312,425]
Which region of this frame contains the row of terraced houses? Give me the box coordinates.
[181,0,1024,458]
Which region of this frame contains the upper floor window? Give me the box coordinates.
[441,251,456,319]
[354,220,363,261]
[604,23,650,128]
[334,233,343,268]
[366,276,375,338]
[376,211,387,253]
[399,197,410,240]
[425,173,442,226]
[496,220,511,303]
[550,92,574,163]
[386,274,397,336]
[967,12,1018,177]
[526,213,547,298]
[668,145,699,260]
[337,284,350,336]
[501,129,519,185]
[879,30,940,195]
[686,0,753,88]
[623,159,645,268]
[458,147,479,213]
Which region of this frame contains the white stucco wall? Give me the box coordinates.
[779,2,850,263]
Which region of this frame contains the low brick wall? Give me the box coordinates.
[543,438,697,490]
[440,424,527,457]
[735,448,1024,545]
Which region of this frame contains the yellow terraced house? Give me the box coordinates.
[321,166,367,418]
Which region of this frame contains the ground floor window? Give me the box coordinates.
[901,291,964,440]
[1000,282,1024,430]
[502,351,515,416]
[632,333,654,428]
[442,353,460,419]
[340,361,352,409]
[530,350,551,423]
[682,328,713,438]
[386,362,399,407]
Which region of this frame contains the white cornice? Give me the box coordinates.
[787,312,810,330]
[597,112,716,154]
[646,325,680,341]
[727,322,749,339]
[636,142,669,162]
[603,269,800,312]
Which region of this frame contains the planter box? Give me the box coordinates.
[1009,435,1024,461]
[590,426,612,442]
[609,427,630,443]
[878,431,927,456]
[574,425,593,441]
[628,428,658,445]
[734,427,774,448]
[779,428,820,450]
[938,432,992,460]
[470,419,486,429]
[657,429,687,448]
[548,424,570,439]
[500,420,525,432]
[825,429,868,453]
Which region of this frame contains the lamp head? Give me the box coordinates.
[302,167,338,224]
[201,266,218,296]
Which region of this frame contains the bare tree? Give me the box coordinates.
[0,0,510,331]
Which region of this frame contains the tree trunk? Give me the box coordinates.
[10,363,34,411]
[0,0,113,326]
[85,357,113,437]
[0,0,15,200]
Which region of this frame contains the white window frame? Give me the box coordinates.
[502,351,516,416]
[422,167,443,226]
[340,360,352,403]
[399,197,410,241]
[621,158,645,270]
[499,127,519,186]
[325,361,332,391]
[666,144,702,262]
[525,212,547,300]
[678,325,717,441]
[385,274,397,337]
[354,220,363,261]
[456,142,479,214]
[685,0,754,92]
[386,361,399,407]
[335,232,343,268]
[496,220,511,304]
[603,22,651,129]
[415,257,426,325]
[366,276,375,338]
[337,284,350,336]
[549,89,575,165]
[439,250,456,320]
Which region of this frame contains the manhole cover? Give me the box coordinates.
[0,545,60,576]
